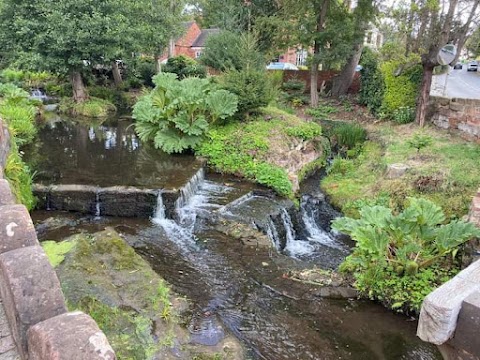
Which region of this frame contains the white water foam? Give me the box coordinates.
[302,208,344,249]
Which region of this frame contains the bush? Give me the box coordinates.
[125,57,156,88]
[333,198,480,313]
[380,60,422,118]
[88,86,130,109]
[201,31,265,72]
[305,104,338,119]
[359,48,385,115]
[220,69,274,116]
[392,106,415,124]
[133,73,238,154]
[163,56,206,79]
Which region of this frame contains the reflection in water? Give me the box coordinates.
[23,116,203,189]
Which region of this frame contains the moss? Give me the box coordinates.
[59,97,117,118]
[42,240,76,268]
[197,106,325,198]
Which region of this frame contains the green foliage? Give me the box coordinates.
[305,104,339,119]
[359,47,384,115]
[88,86,131,109]
[407,132,433,153]
[380,61,422,118]
[333,198,480,313]
[133,73,238,153]
[331,122,367,150]
[220,69,274,116]
[327,157,355,176]
[59,97,116,118]
[200,31,265,72]
[163,55,207,79]
[4,146,36,210]
[393,106,415,124]
[280,79,308,108]
[285,122,322,140]
[125,57,157,88]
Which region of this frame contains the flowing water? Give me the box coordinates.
[29,117,441,359]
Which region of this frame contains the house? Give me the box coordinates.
[160,21,220,62]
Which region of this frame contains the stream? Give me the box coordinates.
[27,115,441,359]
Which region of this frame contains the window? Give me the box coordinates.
[295,49,308,66]
[195,51,202,58]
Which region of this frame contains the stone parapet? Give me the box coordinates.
[417,190,480,359]
[0,118,115,359]
[429,96,480,141]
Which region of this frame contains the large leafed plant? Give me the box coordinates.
[332,198,480,313]
[133,73,238,153]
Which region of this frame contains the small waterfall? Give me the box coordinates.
[175,168,205,210]
[153,191,166,221]
[265,217,281,249]
[94,191,101,218]
[281,209,314,257]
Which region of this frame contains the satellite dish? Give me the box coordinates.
[438,44,457,65]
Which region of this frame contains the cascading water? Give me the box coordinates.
[94,191,101,218]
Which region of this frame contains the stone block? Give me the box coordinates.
[0,246,67,359]
[0,120,10,170]
[32,184,49,211]
[99,187,157,218]
[417,260,480,345]
[0,180,15,206]
[48,184,98,214]
[27,311,116,360]
[450,102,465,112]
[0,205,39,254]
[449,292,480,356]
[162,189,180,219]
[386,163,409,179]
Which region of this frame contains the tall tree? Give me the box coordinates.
[331,0,377,97]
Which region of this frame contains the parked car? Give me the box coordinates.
[266,62,299,70]
[467,61,478,72]
[453,63,463,69]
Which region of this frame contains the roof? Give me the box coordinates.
[191,28,221,48]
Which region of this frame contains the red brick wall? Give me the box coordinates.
[174,23,201,59]
[280,70,360,94]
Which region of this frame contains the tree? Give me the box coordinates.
[392,0,480,126]
[331,0,377,97]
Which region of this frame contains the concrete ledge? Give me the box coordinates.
[417,260,480,345]
[0,246,67,358]
[0,205,39,254]
[27,311,116,360]
[449,292,480,355]
[0,180,15,206]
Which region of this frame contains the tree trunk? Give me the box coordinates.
[415,64,434,127]
[154,52,162,74]
[310,41,320,107]
[331,44,363,97]
[70,70,88,103]
[112,61,123,87]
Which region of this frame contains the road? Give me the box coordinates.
[431,66,480,99]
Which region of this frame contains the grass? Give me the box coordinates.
[197,106,325,197]
[42,240,76,267]
[321,122,480,219]
[59,96,117,118]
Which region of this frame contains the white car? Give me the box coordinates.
[467,61,478,72]
[266,62,299,70]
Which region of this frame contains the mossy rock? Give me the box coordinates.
[42,228,245,360]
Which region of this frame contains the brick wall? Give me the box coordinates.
[281,70,361,94]
[174,22,201,59]
[429,96,480,141]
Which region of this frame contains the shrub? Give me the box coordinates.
[220,69,274,116]
[125,57,156,88]
[305,104,338,119]
[333,198,480,313]
[407,132,433,153]
[285,122,322,140]
[201,31,265,72]
[359,48,385,115]
[392,106,415,124]
[380,60,422,118]
[163,56,206,79]
[133,73,238,153]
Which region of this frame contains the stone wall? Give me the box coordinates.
[417,189,480,360]
[429,96,480,141]
[0,118,115,359]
